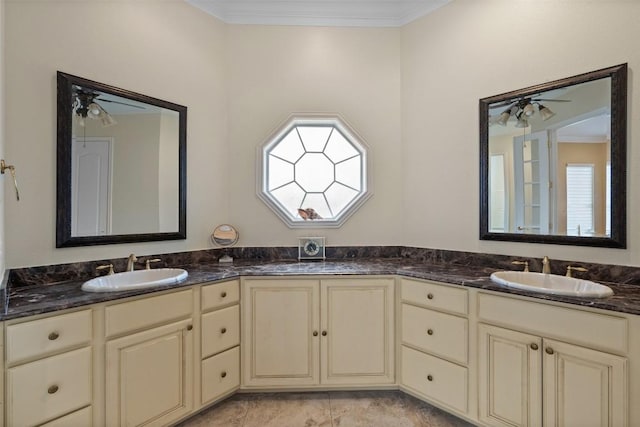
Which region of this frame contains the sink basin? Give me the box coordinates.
[82,268,188,292]
[490,271,613,298]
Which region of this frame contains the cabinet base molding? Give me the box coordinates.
[238,385,399,393]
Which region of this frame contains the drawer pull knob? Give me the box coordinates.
[545,347,554,355]
[427,375,433,382]
[427,293,434,300]
[427,329,434,336]
[530,343,539,350]
[313,331,318,336]
[221,291,227,298]
[48,332,59,341]
[48,385,59,394]
[187,324,193,331]
[322,331,327,336]
[221,371,227,378]
[221,327,227,334]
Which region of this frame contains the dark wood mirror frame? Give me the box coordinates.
[479,64,627,248]
[56,71,187,247]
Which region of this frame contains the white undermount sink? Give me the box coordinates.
[82,268,188,292]
[490,271,613,298]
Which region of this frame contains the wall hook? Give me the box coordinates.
[1,159,20,201]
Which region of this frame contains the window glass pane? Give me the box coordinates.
[325,183,358,215]
[300,193,332,218]
[271,182,305,215]
[268,155,294,190]
[296,153,334,192]
[335,157,361,190]
[270,129,305,162]
[325,131,358,163]
[566,164,594,236]
[297,126,332,152]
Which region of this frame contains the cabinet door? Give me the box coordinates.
[105,319,193,427]
[242,279,320,387]
[320,279,394,385]
[543,339,627,427]
[478,324,542,427]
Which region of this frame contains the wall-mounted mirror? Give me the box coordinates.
[56,72,187,247]
[479,64,627,248]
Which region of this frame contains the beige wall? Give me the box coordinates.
[4,0,640,269]
[225,25,403,246]
[402,0,640,266]
[4,0,227,267]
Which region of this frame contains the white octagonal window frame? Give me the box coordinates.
[257,114,372,228]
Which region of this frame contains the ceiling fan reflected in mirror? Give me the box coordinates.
[490,96,571,128]
[72,86,145,127]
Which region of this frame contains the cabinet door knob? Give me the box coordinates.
[427,375,433,382]
[322,331,327,336]
[427,329,434,336]
[530,343,539,350]
[221,371,227,378]
[48,385,59,394]
[313,331,318,336]
[545,347,554,355]
[427,293,434,300]
[221,327,227,334]
[221,291,227,298]
[187,324,193,331]
[48,332,59,341]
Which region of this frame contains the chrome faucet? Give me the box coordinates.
[126,253,138,272]
[542,256,551,274]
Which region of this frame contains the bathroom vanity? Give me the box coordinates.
[1,260,639,426]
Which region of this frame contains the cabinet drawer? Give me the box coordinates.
[402,304,467,364]
[202,305,240,358]
[202,280,240,311]
[478,293,628,353]
[7,347,92,427]
[6,309,92,364]
[401,279,467,315]
[202,346,240,405]
[401,346,467,414]
[41,406,92,427]
[105,289,192,337]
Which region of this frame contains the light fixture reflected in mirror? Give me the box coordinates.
[538,103,556,120]
[493,97,563,127]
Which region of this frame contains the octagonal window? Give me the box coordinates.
[258,115,371,228]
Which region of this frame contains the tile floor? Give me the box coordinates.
[177,391,475,427]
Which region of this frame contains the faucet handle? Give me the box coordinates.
[145,258,162,270]
[566,266,588,277]
[96,264,114,275]
[511,260,529,272]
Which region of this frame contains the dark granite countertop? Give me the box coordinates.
[3,258,640,321]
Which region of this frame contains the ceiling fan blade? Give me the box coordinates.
[530,98,571,102]
[489,101,518,109]
[97,98,146,109]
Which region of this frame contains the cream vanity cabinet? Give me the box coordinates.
[242,277,395,388]
[399,278,470,417]
[4,309,93,426]
[200,280,240,405]
[477,292,629,427]
[104,289,195,427]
